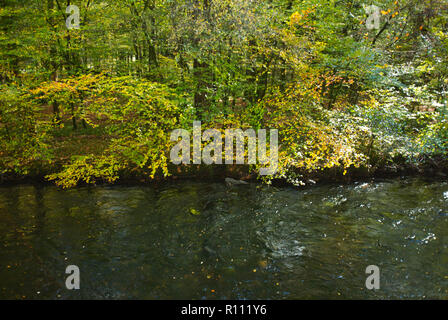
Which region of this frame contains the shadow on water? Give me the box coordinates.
[0,178,447,299]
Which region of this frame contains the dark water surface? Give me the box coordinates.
[0,178,447,299]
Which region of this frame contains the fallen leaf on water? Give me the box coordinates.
[189,208,200,216]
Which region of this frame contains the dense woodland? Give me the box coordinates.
[0,0,447,187]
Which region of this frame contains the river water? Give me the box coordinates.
[0,178,447,299]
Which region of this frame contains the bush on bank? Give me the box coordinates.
[0,74,446,188]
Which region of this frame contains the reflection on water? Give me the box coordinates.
[0,178,447,299]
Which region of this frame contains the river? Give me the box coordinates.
[0,178,447,299]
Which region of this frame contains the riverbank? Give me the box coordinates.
[2,73,447,189]
[1,158,447,188]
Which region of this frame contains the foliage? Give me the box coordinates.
[33,75,181,187]
[0,85,52,175]
[0,0,446,187]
